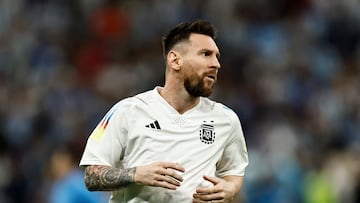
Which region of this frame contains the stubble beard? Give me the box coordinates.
[184,73,215,97]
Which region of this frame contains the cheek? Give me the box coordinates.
[189,60,204,72]
[181,59,206,79]
[181,61,195,75]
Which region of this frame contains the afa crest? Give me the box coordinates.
[199,122,215,144]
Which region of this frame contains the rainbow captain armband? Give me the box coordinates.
[90,110,116,141]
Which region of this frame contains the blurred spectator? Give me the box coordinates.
[89,0,129,42]
[47,146,107,203]
[0,0,359,202]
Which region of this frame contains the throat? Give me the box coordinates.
[158,87,200,114]
[175,98,199,114]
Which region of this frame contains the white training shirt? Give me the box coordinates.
[80,87,249,203]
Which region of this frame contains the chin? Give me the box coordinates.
[201,89,213,97]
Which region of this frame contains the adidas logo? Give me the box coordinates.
[145,120,161,130]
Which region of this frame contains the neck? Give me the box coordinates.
[159,84,200,114]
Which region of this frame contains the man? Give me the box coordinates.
[80,20,249,203]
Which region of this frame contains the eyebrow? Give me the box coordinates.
[199,48,221,59]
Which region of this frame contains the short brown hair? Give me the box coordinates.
[162,20,217,57]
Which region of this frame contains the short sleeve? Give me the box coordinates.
[79,99,133,168]
[216,113,249,177]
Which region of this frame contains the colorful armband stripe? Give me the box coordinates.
[90,110,115,141]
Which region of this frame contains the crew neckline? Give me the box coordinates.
[153,86,202,115]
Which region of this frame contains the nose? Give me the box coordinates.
[211,57,221,70]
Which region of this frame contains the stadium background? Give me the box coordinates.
[0,0,359,202]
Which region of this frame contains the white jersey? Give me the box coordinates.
[80,87,248,203]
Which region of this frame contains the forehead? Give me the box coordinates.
[187,33,219,53]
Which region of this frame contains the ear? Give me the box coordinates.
[167,50,181,71]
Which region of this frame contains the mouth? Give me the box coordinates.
[206,75,216,81]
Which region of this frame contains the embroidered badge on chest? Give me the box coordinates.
[199,121,215,144]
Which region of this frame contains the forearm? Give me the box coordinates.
[84,165,136,191]
[223,175,243,192]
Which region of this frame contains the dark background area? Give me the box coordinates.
[0,0,359,202]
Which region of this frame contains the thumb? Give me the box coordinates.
[203,175,220,185]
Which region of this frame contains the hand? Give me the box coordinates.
[134,162,185,190]
[192,175,237,203]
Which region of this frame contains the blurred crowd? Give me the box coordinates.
[0,0,359,202]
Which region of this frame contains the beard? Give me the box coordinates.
[184,72,215,97]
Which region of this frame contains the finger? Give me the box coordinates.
[155,180,178,190]
[159,162,185,172]
[192,198,222,203]
[194,176,221,193]
[203,175,220,185]
[155,167,183,182]
[155,173,181,186]
[163,168,184,182]
[193,192,222,201]
[192,198,210,203]
[195,185,222,194]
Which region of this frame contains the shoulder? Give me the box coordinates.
[111,89,155,112]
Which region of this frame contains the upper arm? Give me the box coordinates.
[216,114,249,177]
[79,100,133,168]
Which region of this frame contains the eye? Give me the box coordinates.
[202,51,211,57]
